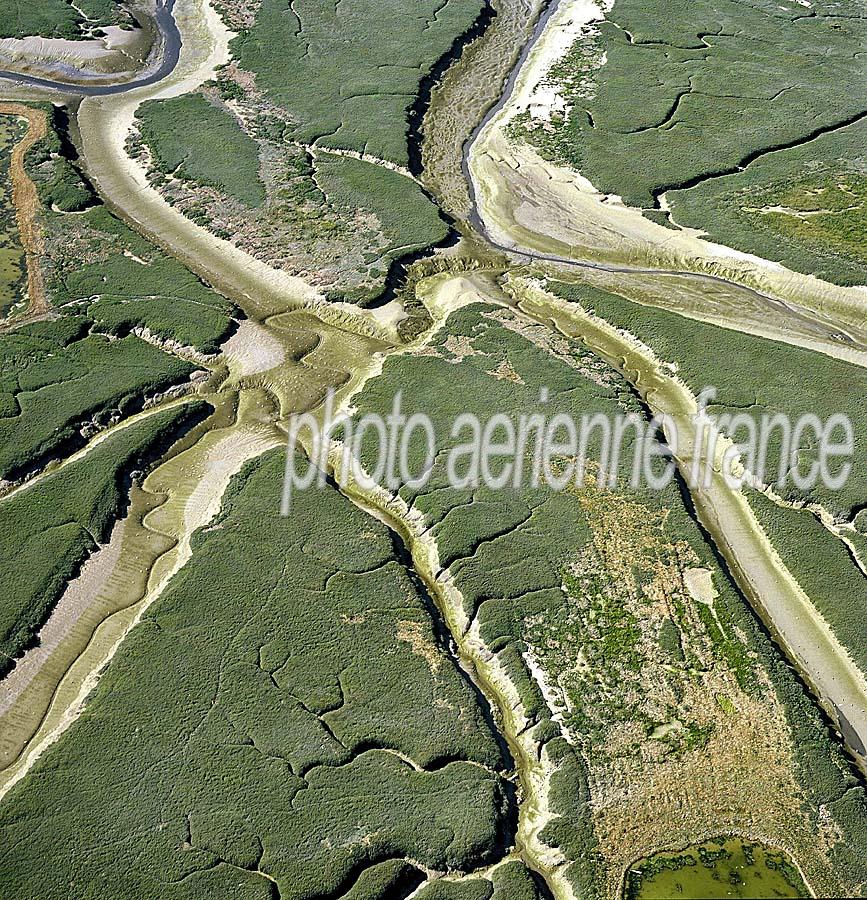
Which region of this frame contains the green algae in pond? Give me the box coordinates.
[624,838,809,899]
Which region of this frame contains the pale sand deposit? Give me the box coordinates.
[0,395,280,799]
[0,521,127,720]
[222,320,286,377]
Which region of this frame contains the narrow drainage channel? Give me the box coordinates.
[407,0,499,180]
[363,0,499,311]
[320,466,562,898]
[389,522,518,777]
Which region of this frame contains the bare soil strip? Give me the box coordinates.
[0,102,48,328]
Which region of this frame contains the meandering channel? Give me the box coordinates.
[1,0,866,882]
[462,0,867,361]
[0,0,182,96]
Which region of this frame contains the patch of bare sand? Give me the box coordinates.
[0,520,126,719]
[0,28,140,60]
[222,319,285,376]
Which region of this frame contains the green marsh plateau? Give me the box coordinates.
[1,0,867,897]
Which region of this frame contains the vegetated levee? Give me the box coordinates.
[123,0,486,306]
[555,260,867,371]
[0,113,27,318]
[747,491,867,700]
[510,0,867,286]
[546,280,867,517]
[0,449,520,898]
[347,292,867,899]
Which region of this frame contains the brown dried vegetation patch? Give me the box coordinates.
[527,481,841,893]
[0,104,47,329]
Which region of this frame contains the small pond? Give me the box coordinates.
[624,837,809,899]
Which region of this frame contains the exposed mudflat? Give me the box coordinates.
[0,0,864,895]
[466,0,867,358]
[422,0,548,218]
[0,391,282,798]
[0,25,152,82]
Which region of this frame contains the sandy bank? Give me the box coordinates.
[468,0,867,354]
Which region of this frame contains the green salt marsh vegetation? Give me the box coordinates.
[0,401,209,676]
[0,449,512,896]
[23,111,237,353]
[24,105,96,213]
[509,0,867,285]
[0,322,198,481]
[668,122,867,287]
[0,0,123,40]
[748,490,867,679]
[513,0,867,208]
[137,95,266,208]
[314,152,450,302]
[46,206,236,353]
[0,116,25,319]
[232,0,485,167]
